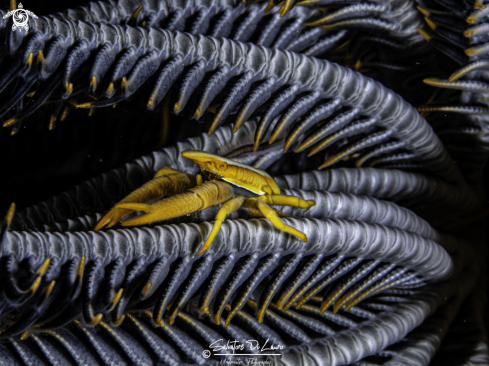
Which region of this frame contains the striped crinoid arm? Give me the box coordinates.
[2,0,247,55]
[249,0,423,41]
[289,264,480,366]
[0,281,473,365]
[2,0,328,58]
[1,1,350,132]
[415,0,489,181]
[0,272,478,366]
[0,0,424,86]
[0,208,464,334]
[0,119,475,357]
[252,0,430,78]
[275,167,483,217]
[357,226,487,366]
[0,0,430,136]
[3,0,423,66]
[0,25,462,179]
[0,221,477,365]
[10,121,482,233]
[19,186,448,245]
[1,0,145,60]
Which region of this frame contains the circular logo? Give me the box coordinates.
[3,3,38,33]
[202,350,211,358]
[13,9,29,28]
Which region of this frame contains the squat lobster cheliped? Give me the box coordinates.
[94,150,316,255]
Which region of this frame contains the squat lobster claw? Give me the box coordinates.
[94,150,315,256]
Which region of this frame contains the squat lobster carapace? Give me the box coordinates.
[94,150,315,256]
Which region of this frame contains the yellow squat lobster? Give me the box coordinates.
[94,151,315,255]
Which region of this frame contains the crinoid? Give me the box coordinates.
[1,0,488,365]
[0,0,429,134]
[0,120,485,365]
[1,25,456,173]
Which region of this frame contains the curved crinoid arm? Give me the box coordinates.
[0,20,458,179]
[11,120,261,231]
[0,2,321,95]
[0,2,352,132]
[64,28,458,180]
[5,0,314,58]
[1,2,425,133]
[12,185,453,251]
[1,0,420,88]
[94,171,198,231]
[2,0,170,56]
[255,0,424,44]
[0,1,314,127]
[0,214,473,358]
[1,216,458,319]
[1,0,421,65]
[0,266,478,366]
[276,167,483,217]
[12,121,483,233]
[278,265,479,366]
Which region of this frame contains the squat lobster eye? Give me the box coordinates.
[216,161,228,170]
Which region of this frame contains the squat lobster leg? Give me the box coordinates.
[243,198,309,242]
[248,195,315,218]
[94,150,315,257]
[117,180,234,228]
[94,169,197,230]
[197,194,314,256]
[195,196,245,257]
[256,195,315,211]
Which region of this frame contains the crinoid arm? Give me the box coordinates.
[94,169,197,230]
